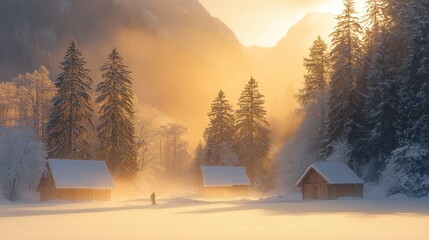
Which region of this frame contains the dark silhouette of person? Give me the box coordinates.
[150,192,156,205]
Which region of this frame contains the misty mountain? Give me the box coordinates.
[0,0,336,146]
[0,0,243,80]
[0,0,141,79]
[243,12,336,145]
[0,0,248,143]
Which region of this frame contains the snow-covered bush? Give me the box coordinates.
[381,144,429,197]
[0,127,46,201]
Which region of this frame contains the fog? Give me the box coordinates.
[0,0,336,153]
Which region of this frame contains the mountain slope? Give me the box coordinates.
[0,0,248,145]
[0,2,336,148]
[0,0,244,80]
[244,12,336,146]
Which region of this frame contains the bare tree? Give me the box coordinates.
[12,66,55,140]
[136,119,158,172]
[0,82,19,129]
[158,123,188,175]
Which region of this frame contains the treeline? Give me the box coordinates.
[45,41,138,179]
[0,40,193,200]
[293,0,429,197]
[196,78,273,190]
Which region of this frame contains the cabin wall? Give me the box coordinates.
[302,183,364,200]
[38,172,56,201]
[301,169,327,184]
[38,173,111,201]
[94,189,111,201]
[327,184,363,200]
[302,183,328,200]
[301,170,328,200]
[300,169,363,200]
[55,189,111,201]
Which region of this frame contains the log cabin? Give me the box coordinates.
[296,162,364,200]
[37,159,115,201]
[198,166,251,197]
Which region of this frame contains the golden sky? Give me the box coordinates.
[200,0,365,47]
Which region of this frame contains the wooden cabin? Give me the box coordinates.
[37,159,115,201]
[296,162,364,200]
[198,166,251,197]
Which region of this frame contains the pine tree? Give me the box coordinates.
[402,0,429,147]
[96,48,138,179]
[363,0,386,48]
[297,36,330,156]
[382,0,413,144]
[379,0,429,197]
[360,0,387,91]
[46,40,94,159]
[323,0,364,167]
[352,0,401,179]
[357,36,401,179]
[381,144,429,197]
[204,90,237,166]
[235,77,271,186]
[298,36,330,107]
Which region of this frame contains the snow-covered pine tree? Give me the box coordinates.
[96,48,138,179]
[382,0,429,196]
[297,36,330,156]
[402,0,429,147]
[204,90,238,166]
[298,36,330,106]
[359,0,387,91]
[374,0,429,198]
[46,40,94,160]
[380,0,412,146]
[235,77,271,186]
[357,36,401,179]
[362,0,386,49]
[381,144,429,197]
[352,0,401,179]
[322,0,364,169]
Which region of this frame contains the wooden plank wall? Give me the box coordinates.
[300,169,363,200]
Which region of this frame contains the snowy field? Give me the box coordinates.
[1,196,429,240]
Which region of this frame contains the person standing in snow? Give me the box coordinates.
[150,192,156,205]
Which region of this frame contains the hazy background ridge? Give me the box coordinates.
[0,0,336,151]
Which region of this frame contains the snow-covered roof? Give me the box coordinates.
[48,159,115,189]
[200,166,251,187]
[296,162,364,186]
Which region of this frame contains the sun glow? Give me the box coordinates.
[319,2,344,14]
[321,1,367,16]
[200,0,367,47]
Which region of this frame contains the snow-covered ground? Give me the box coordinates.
[1,196,429,240]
